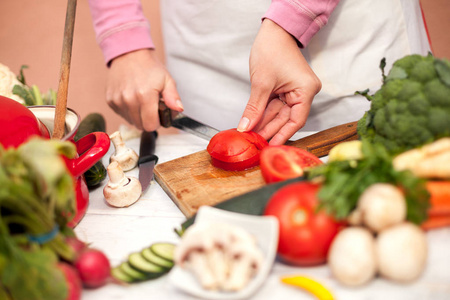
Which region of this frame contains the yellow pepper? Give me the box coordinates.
[280,275,334,300]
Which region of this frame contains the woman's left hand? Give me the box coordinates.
[238,19,322,145]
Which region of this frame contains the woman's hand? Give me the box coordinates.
[106,49,182,131]
[238,19,322,145]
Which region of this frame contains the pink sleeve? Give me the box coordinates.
[88,0,154,65]
[263,0,340,47]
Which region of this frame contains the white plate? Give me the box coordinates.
[168,206,279,300]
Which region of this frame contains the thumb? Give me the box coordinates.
[237,83,272,132]
[161,77,183,112]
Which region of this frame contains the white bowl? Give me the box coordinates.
[169,206,279,300]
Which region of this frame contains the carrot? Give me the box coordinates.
[426,180,450,217]
[421,181,450,230]
[421,215,450,231]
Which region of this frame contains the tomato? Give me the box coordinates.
[260,145,323,183]
[264,182,342,266]
[207,128,268,171]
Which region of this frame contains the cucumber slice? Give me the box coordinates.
[142,248,174,269]
[111,266,136,283]
[149,243,176,262]
[128,252,166,276]
[120,262,148,281]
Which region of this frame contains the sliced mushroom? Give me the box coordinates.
[174,222,263,291]
[109,131,139,171]
[222,240,263,291]
[174,222,220,290]
[103,161,142,207]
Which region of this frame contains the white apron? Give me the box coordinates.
[160,0,430,132]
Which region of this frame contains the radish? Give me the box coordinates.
[58,262,82,300]
[75,248,111,288]
[65,236,87,260]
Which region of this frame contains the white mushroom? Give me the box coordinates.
[222,239,263,291]
[174,222,221,290]
[328,227,377,287]
[376,222,428,283]
[103,161,142,207]
[352,183,406,232]
[109,131,139,171]
[174,222,263,291]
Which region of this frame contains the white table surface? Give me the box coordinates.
[74,132,450,300]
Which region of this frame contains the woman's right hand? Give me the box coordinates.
[106,49,182,131]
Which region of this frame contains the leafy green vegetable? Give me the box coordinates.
[0,138,79,299]
[12,65,57,106]
[357,54,450,155]
[308,139,430,224]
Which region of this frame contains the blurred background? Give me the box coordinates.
[1,0,449,135]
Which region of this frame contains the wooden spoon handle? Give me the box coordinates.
[52,0,77,140]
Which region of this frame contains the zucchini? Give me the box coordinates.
[149,242,176,263]
[74,113,108,188]
[74,113,106,141]
[83,161,107,187]
[175,176,306,236]
[128,252,166,277]
[142,247,174,269]
[112,242,176,284]
[119,262,148,282]
[111,266,135,283]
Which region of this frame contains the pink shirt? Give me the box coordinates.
[88,0,340,65]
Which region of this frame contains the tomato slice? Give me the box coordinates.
[207,129,268,171]
[260,145,323,183]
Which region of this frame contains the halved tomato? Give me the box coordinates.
[207,129,268,171]
[260,145,323,183]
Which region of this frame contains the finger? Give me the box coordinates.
[257,104,291,141]
[161,77,183,112]
[106,91,135,127]
[269,101,311,145]
[140,88,161,132]
[123,90,145,130]
[253,97,286,133]
[237,80,272,132]
[253,96,285,130]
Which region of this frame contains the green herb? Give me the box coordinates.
[12,65,57,106]
[307,139,430,224]
[0,138,78,299]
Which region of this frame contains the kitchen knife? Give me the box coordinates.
[138,131,158,192]
[158,101,219,140]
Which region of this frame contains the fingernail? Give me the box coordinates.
[176,99,184,111]
[237,117,250,132]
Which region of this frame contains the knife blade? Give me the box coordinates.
[138,131,158,192]
[158,101,219,140]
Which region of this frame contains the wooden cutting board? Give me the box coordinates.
[154,121,358,217]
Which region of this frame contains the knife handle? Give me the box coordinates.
[158,101,172,128]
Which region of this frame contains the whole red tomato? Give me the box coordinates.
[264,182,342,266]
[260,145,323,183]
[207,129,268,171]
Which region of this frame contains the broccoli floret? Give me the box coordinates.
[410,58,437,83]
[357,54,450,155]
[424,78,450,106]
